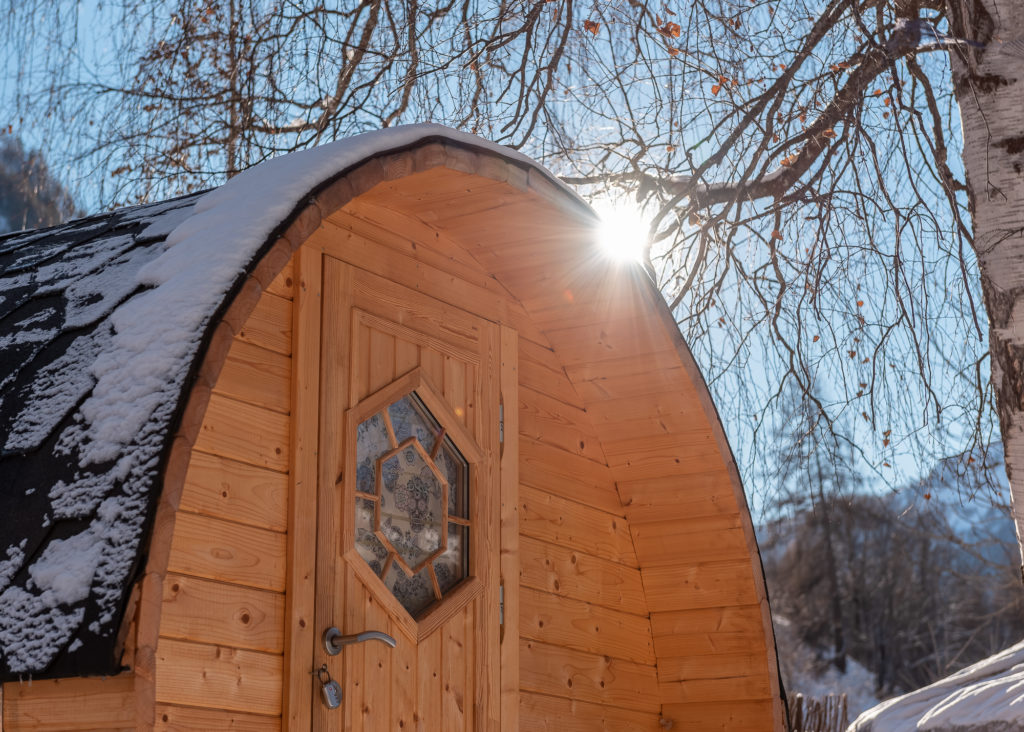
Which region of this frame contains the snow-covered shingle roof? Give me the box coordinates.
[0,124,573,680]
[0,194,204,679]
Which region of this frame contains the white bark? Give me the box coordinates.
[955,0,1024,572]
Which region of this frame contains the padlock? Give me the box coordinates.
[318,664,342,710]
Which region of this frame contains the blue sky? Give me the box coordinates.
[1,2,1003,520]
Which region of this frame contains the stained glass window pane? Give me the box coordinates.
[383,561,436,617]
[388,394,439,450]
[354,498,387,576]
[355,412,389,495]
[434,524,468,594]
[353,388,471,619]
[379,448,444,570]
[437,438,469,518]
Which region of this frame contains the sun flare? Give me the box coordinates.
[593,198,649,264]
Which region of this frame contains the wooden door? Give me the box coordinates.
[313,256,503,731]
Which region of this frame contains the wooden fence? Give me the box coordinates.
[787,692,849,732]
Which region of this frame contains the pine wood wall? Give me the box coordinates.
[515,339,664,731]
[153,262,295,730]
[1,674,136,730]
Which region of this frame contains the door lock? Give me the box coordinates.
[317,664,342,710]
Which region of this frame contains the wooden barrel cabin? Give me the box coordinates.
[0,125,784,730]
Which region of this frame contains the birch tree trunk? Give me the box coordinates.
[955,0,1024,572]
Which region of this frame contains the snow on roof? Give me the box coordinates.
[0,124,573,680]
[850,638,1024,731]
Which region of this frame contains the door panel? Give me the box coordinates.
[314,255,502,731]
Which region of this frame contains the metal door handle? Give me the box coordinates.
[323,627,396,655]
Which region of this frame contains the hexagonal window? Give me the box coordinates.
[352,389,470,618]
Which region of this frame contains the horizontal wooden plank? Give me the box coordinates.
[180,451,288,532]
[237,290,292,356]
[193,393,290,473]
[656,631,767,661]
[639,512,742,536]
[659,651,770,683]
[660,700,775,731]
[471,240,595,284]
[659,656,773,705]
[642,560,759,613]
[659,675,772,704]
[573,366,702,405]
[213,338,292,414]
[520,536,646,614]
[519,331,571,373]
[584,390,698,426]
[519,587,655,664]
[352,281,483,358]
[432,197,578,241]
[168,512,287,592]
[517,274,656,334]
[519,691,663,731]
[542,316,671,368]
[155,638,282,716]
[387,172,513,214]
[631,518,749,567]
[2,674,134,730]
[519,385,605,463]
[155,703,280,731]
[475,239,600,289]
[650,605,767,658]
[562,348,685,384]
[518,337,584,409]
[437,214,574,255]
[160,573,285,653]
[466,215,591,250]
[312,218,553,344]
[519,639,660,713]
[265,258,294,300]
[651,603,766,638]
[519,485,637,567]
[606,442,726,484]
[520,438,622,515]
[594,411,718,445]
[601,431,719,463]
[432,189,564,231]
[618,473,739,525]
[335,201,504,293]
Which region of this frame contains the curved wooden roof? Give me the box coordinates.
[0,126,781,726]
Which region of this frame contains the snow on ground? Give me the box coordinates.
[850,638,1024,731]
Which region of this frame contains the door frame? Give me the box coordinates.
[282,242,520,730]
[298,252,510,730]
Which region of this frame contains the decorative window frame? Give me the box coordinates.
[341,367,485,642]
